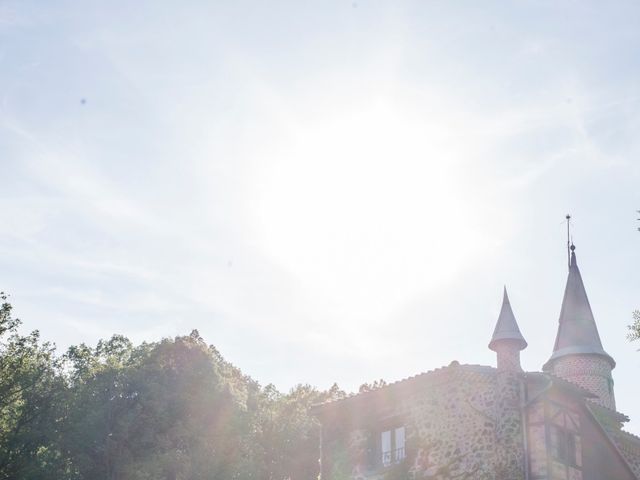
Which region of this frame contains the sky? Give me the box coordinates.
[1,1,639,432]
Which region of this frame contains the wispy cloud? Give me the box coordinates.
[1,0,640,431]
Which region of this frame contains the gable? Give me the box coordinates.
[530,385,638,480]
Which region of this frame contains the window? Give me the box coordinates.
[380,426,406,467]
[549,424,579,467]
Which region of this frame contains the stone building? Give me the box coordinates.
[313,244,640,479]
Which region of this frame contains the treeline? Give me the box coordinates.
[0,293,347,480]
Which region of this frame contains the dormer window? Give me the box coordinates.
[381,426,406,467]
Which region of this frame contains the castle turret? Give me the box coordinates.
[489,287,527,372]
[543,244,616,410]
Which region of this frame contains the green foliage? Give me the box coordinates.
[0,292,70,479]
[258,385,321,479]
[326,438,351,480]
[358,379,387,393]
[64,331,270,479]
[628,310,640,342]
[0,294,336,480]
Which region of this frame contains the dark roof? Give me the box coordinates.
[489,287,527,351]
[525,371,596,399]
[545,246,615,369]
[587,400,630,424]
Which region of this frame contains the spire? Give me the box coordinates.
[545,244,615,368]
[489,287,527,351]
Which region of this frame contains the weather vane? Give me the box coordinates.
[566,214,572,270]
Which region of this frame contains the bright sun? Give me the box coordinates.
[250,97,487,326]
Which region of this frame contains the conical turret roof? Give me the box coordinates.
[489,287,527,351]
[545,245,615,368]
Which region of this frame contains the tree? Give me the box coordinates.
[251,383,332,480]
[358,379,387,393]
[0,293,70,480]
[628,211,639,344]
[628,310,640,342]
[62,330,260,480]
[0,294,339,480]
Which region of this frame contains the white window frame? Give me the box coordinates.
[380,426,406,467]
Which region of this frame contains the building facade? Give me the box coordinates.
[313,245,640,480]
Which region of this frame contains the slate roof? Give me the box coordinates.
[545,245,615,369]
[489,287,527,351]
[311,362,496,413]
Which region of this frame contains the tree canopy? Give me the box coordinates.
[0,293,340,480]
[628,310,640,343]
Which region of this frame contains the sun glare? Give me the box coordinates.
[251,100,484,325]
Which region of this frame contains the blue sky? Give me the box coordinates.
[1,1,639,432]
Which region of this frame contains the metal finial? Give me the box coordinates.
[566,214,571,270]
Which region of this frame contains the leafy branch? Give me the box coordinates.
[628,310,640,342]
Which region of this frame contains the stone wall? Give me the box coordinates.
[325,364,526,480]
[495,345,523,372]
[550,356,615,410]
